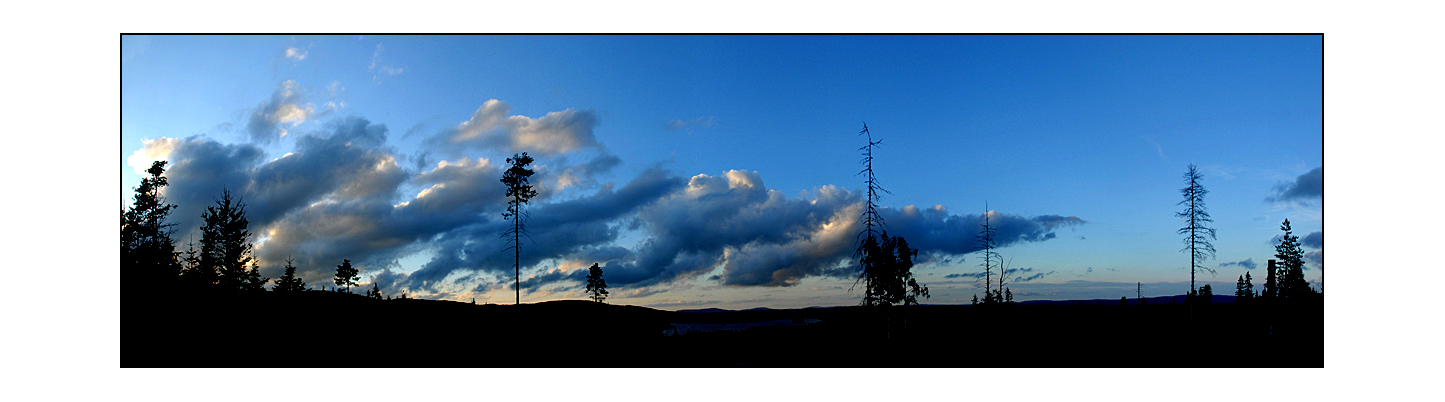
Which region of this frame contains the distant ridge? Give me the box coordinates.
[671,295,1237,312]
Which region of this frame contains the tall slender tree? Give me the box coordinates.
[122,161,181,294]
[501,152,538,305]
[1176,164,1217,302]
[852,123,891,306]
[976,207,998,304]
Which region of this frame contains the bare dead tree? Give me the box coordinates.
[1177,164,1217,309]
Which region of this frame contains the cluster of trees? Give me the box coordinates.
[1229,219,1313,302]
[122,161,270,294]
[123,161,390,298]
[1177,164,1316,307]
[124,157,611,305]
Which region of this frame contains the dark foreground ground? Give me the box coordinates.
[124,291,1323,368]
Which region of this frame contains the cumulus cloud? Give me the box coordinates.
[156,137,266,240]
[538,154,622,196]
[429,99,601,156]
[1266,167,1323,204]
[1219,258,1258,270]
[152,118,430,285]
[400,166,685,291]
[394,166,1087,295]
[564,172,1083,289]
[246,80,315,143]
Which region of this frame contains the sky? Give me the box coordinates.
[121,35,1323,310]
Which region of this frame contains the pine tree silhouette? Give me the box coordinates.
[501,152,538,305]
[334,259,359,293]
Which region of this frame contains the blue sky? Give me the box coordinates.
[122,35,1322,309]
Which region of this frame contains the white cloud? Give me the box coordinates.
[126,137,182,175]
[285,47,307,61]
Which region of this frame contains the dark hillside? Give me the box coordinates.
[125,292,1321,368]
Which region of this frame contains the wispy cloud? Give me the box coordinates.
[1139,136,1169,163]
[664,116,719,134]
[369,44,404,83]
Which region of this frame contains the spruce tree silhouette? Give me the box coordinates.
[334,259,359,293]
[194,189,261,291]
[122,161,180,295]
[585,263,609,303]
[1275,219,1311,299]
[180,235,201,285]
[501,152,538,305]
[273,256,306,292]
[366,281,384,300]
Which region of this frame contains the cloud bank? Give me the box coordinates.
[141,92,1087,301]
